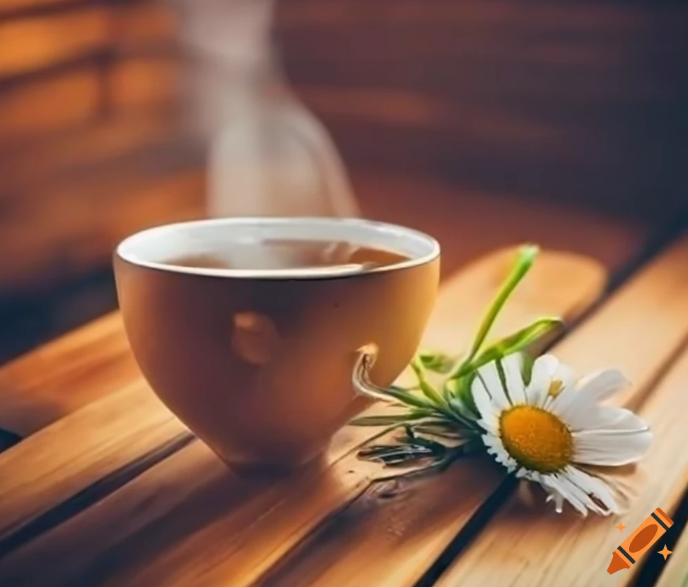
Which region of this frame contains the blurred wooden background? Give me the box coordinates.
[0,0,687,363]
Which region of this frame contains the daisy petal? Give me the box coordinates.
[554,362,576,391]
[541,474,588,516]
[556,471,610,516]
[477,416,499,435]
[580,465,636,511]
[481,434,517,472]
[546,491,566,514]
[557,395,647,433]
[471,376,499,424]
[584,406,649,433]
[565,466,620,516]
[576,369,630,403]
[502,353,526,405]
[526,354,559,406]
[549,386,592,429]
[573,429,652,466]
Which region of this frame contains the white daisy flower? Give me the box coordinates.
[472,353,652,516]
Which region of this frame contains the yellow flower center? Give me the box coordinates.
[499,405,573,473]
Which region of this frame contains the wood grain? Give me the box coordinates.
[653,513,688,587]
[108,56,180,111]
[0,166,205,297]
[0,67,100,143]
[113,2,178,50]
[0,8,109,79]
[2,0,672,305]
[354,175,648,280]
[0,380,187,543]
[0,313,135,436]
[0,0,68,16]
[0,248,607,586]
[0,114,179,193]
[276,0,688,222]
[434,316,688,587]
[247,233,688,587]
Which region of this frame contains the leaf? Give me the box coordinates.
[413,424,474,441]
[418,380,445,406]
[449,396,479,422]
[450,317,561,380]
[410,359,446,406]
[350,411,434,427]
[417,351,457,374]
[383,386,435,409]
[360,438,476,479]
[460,245,540,366]
[468,317,562,371]
[410,418,460,431]
[521,352,535,385]
[358,443,439,467]
[398,434,447,454]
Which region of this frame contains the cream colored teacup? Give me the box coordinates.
[114,217,440,473]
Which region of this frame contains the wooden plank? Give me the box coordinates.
[0,314,136,436]
[654,515,688,587]
[108,56,180,110]
[0,167,205,297]
[0,67,100,143]
[0,381,188,545]
[0,114,177,193]
[0,0,68,16]
[277,0,687,100]
[278,0,660,30]
[320,117,688,225]
[0,433,377,586]
[232,233,688,587]
[277,0,686,74]
[0,248,607,586]
[354,175,648,279]
[434,314,688,587]
[0,8,110,79]
[275,0,688,222]
[114,2,178,50]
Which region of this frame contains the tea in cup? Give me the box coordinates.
[114,217,440,473]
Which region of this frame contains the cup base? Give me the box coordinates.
[224,450,329,479]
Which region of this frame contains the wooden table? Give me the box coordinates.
[1,215,688,587]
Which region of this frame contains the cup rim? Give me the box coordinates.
[115,217,440,280]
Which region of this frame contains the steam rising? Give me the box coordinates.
[178,0,360,224]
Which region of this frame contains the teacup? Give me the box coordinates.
[114,217,440,473]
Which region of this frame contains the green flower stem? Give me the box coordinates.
[462,316,562,375]
[408,358,470,425]
[451,244,539,379]
[351,242,564,478]
[410,359,446,405]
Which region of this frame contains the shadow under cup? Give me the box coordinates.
[114,218,440,474]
